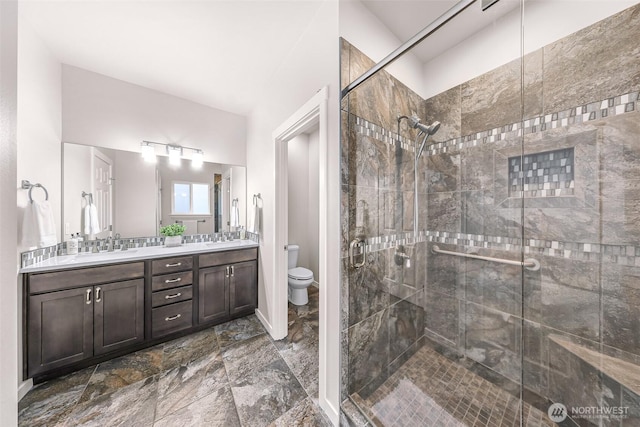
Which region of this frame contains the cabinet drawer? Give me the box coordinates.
[199,248,258,268]
[152,285,193,308]
[151,256,193,275]
[152,300,193,338]
[151,271,193,292]
[29,262,144,294]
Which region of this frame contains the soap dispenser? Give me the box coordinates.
[67,234,78,255]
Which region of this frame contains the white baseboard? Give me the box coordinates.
[18,379,33,401]
[255,308,274,337]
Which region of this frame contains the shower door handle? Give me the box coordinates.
[349,238,366,269]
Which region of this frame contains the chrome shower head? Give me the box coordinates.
[406,115,440,136]
[416,120,441,136]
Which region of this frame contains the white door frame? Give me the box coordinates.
[272,87,337,421]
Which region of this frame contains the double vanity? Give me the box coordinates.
[21,240,258,382]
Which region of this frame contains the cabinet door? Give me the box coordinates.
[229,261,257,316]
[198,266,229,324]
[94,279,144,355]
[28,287,93,377]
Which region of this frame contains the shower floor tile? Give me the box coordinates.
[353,346,555,427]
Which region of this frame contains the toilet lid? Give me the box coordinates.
[288,267,313,280]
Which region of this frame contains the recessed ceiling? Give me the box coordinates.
[19,0,324,115]
[360,0,520,64]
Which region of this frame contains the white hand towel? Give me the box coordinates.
[230,206,240,228]
[248,203,261,234]
[22,200,57,248]
[84,203,101,235]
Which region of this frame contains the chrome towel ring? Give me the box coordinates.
[21,180,49,203]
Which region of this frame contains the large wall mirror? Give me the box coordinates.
[62,142,246,240]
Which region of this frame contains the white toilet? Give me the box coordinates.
[287,244,314,306]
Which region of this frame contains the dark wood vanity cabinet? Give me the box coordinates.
[26,263,144,378]
[150,256,194,339]
[24,246,258,381]
[198,248,258,325]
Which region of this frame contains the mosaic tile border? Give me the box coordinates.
[21,231,260,268]
[354,116,414,152]
[360,230,640,267]
[426,91,639,156]
[352,91,639,157]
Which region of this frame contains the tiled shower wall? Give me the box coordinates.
[341,2,640,423]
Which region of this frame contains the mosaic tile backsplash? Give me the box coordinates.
[20,231,259,268]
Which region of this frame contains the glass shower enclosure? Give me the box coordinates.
[340,0,640,425]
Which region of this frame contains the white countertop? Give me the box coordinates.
[20,239,259,274]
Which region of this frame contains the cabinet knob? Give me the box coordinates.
[85,289,92,304]
[165,314,182,321]
[165,277,182,284]
[225,266,230,277]
[230,266,235,277]
[95,287,102,303]
[165,262,182,267]
[165,293,182,300]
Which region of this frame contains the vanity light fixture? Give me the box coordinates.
[140,140,204,168]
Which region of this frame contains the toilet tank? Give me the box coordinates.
[288,244,299,269]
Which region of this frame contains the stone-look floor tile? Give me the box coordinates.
[214,314,266,349]
[230,358,307,427]
[222,333,281,383]
[276,312,320,398]
[155,353,228,420]
[18,367,95,427]
[162,326,219,371]
[66,376,158,427]
[154,385,240,427]
[79,345,163,403]
[269,396,332,427]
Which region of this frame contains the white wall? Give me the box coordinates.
[288,134,311,270]
[421,0,638,99]
[246,1,340,421]
[0,1,19,422]
[17,16,62,250]
[62,65,247,166]
[114,150,157,238]
[287,131,320,282]
[15,12,62,403]
[339,0,424,95]
[308,129,320,284]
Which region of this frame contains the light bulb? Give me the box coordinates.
[167,145,182,166]
[192,150,203,168]
[141,143,156,163]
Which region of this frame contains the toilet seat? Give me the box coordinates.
[288,267,313,280]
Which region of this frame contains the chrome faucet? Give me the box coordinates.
[107,236,114,252]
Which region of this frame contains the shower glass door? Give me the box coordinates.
[520,1,640,426]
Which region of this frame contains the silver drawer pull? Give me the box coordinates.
[165,262,182,267]
[86,289,92,304]
[165,278,182,283]
[165,314,182,321]
[95,287,102,303]
[165,293,182,300]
